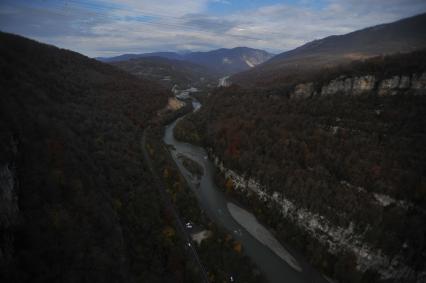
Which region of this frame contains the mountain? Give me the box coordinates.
[111,56,220,90]
[97,51,183,62]
[174,49,426,283]
[232,13,426,86]
[0,32,190,282]
[98,47,274,76]
[184,47,274,75]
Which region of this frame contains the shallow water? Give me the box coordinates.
[163,102,328,283]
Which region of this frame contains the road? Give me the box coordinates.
[163,97,330,283]
[141,127,210,283]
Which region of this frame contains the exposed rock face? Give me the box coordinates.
[352,75,376,94]
[378,76,401,96]
[290,73,426,98]
[399,76,411,88]
[218,76,231,87]
[210,152,425,283]
[412,73,426,89]
[0,164,18,228]
[291,82,315,99]
[321,77,350,96]
[0,137,19,270]
[165,97,185,111]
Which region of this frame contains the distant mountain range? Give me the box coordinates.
[111,56,220,90]
[232,13,426,86]
[97,47,274,76]
[97,52,184,62]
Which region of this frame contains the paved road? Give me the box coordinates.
[141,128,210,283]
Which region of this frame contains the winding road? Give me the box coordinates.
[142,93,329,283]
[141,128,210,283]
[163,98,329,283]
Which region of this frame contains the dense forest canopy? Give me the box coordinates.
[175,49,426,282]
[2,3,426,283]
[0,32,191,282]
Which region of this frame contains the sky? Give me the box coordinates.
[1,0,426,57]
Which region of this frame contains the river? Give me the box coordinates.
[163,99,328,283]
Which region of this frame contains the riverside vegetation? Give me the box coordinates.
[2,13,426,283]
[173,50,426,283]
[145,108,267,283]
[0,31,268,283]
[0,32,183,282]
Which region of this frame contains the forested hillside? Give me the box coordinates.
[0,32,192,282]
[183,47,274,75]
[242,48,426,93]
[112,56,219,90]
[175,50,426,282]
[232,13,426,87]
[100,47,274,76]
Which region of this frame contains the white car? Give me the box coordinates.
[185,222,193,229]
[187,242,191,247]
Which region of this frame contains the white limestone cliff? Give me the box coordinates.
[290,73,426,99]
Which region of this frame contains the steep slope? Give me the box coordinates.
[232,13,426,87]
[174,50,426,282]
[98,47,274,76]
[111,56,219,90]
[0,32,190,282]
[184,47,274,75]
[97,51,183,63]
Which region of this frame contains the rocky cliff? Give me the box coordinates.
[290,73,426,99]
[174,48,426,283]
[231,13,426,87]
[0,136,19,272]
[211,152,425,283]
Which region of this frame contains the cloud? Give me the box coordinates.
[182,14,237,33]
[211,0,231,4]
[0,3,107,38]
[0,0,425,57]
[222,0,426,51]
[104,0,209,17]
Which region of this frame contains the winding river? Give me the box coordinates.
[163,99,328,283]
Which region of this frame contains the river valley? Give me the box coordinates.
[163,98,329,283]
